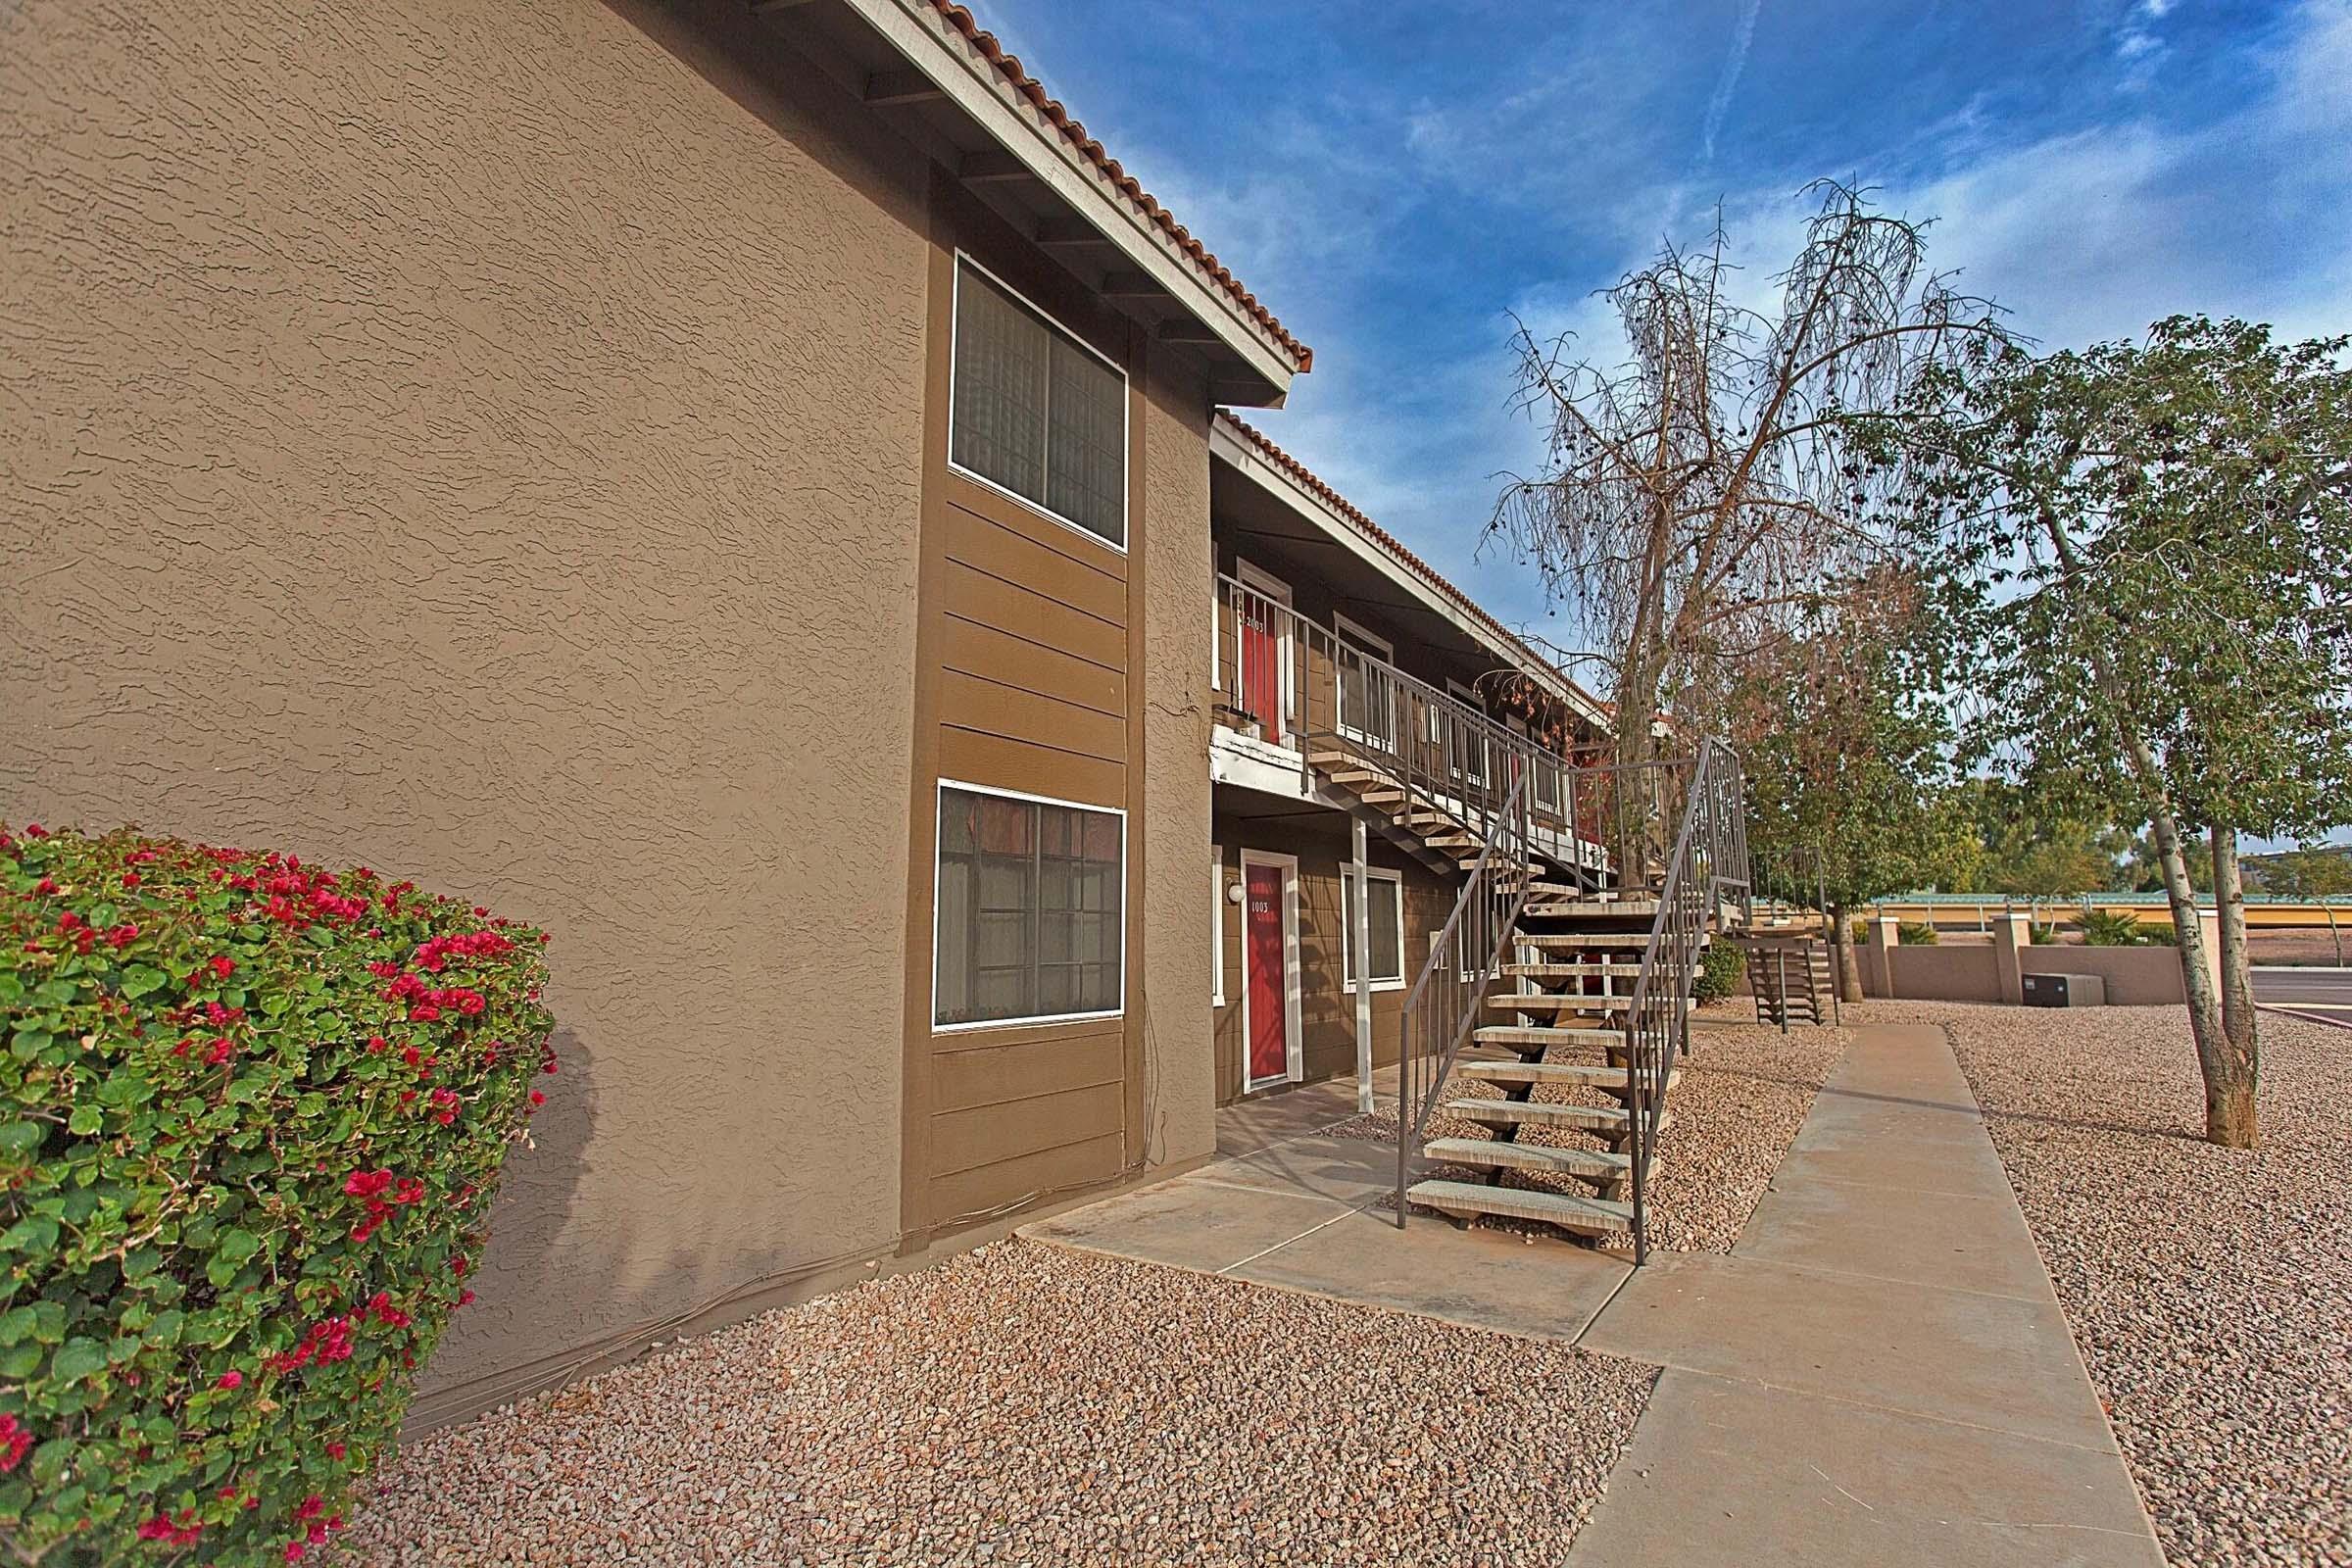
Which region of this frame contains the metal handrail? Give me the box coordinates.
[1212,574,1586,837]
[1393,768,1535,1226]
[1621,740,1752,1261]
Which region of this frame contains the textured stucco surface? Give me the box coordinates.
[1,0,929,1415]
[1138,349,1219,1171]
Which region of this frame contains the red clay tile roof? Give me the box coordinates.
[925,1,1310,371]
[1217,414,1604,718]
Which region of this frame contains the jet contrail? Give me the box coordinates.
[1699,0,1765,166]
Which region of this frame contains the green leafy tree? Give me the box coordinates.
[1730,584,1964,1000]
[1894,317,2352,1148]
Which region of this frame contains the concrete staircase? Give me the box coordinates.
[1406,887,1710,1243]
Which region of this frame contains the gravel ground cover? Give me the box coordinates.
[1326,1009,1846,1252]
[1860,1002,2352,1568]
[339,1241,1654,1567]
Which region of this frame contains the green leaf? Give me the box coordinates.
[0,1120,43,1153]
[1,1214,59,1256]
[67,1104,103,1136]
[48,1338,107,1384]
[0,1344,39,1378]
[0,1306,36,1345]
[118,965,169,1000]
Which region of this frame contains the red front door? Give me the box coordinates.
[1245,863,1289,1085]
[1240,612,1282,743]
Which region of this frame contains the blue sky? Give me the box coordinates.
[976,0,2352,656]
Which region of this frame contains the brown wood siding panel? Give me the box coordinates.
[932,1031,1126,1114]
[939,669,1127,764]
[940,615,1126,714]
[938,725,1123,807]
[930,1080,1125,1176]
[944,477,1129,594]
[941,559,1128,671]
[910,174,1149,1245]
[927,1130,1123,1228]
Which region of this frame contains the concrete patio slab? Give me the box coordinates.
[1565,1368,2165,1568]
[1198,1135,1396,1204]
[1019,1173,1351,1273]
[1229,1205,1631,1343]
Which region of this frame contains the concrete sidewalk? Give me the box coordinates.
[1567,1023,2165,1567]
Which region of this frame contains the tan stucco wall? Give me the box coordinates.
[1,0,929,1418]
[1138,347,1219,1170]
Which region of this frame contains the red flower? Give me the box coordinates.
[367,1034,390,1054]
[217,1370,244,1390]
[296,1494,324,1523]
[528,1090,546,1108]
[409,1003,442,1023]
[327,1442,347,1461]
[429,1088,461,1125]
[284,1544,306,1563]
[210,955,235,980]
[103,923,139,950]
[204,1038,234,1067]
[120,870,140,889]
[343,1168,394,1199]
[457,1289,475,1306]
[0,1414,29,1472]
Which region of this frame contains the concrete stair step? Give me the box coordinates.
[1457,1061,1679,1092]
[1525,897,1663,921]
[1486,991,1686,1016]
[1472,1024,1622,1050]
[1405,1179,1633,1236]
[1422,1137,1637,1182]
[1502,961,1645,981]
[1446,1098,1668,1135]
[1523,932,1660,951]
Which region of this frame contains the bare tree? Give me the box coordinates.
[1489,180,2009,864]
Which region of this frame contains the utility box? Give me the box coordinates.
[2023,971,2107,1007]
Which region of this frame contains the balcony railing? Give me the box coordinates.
[1212,573,1592,847]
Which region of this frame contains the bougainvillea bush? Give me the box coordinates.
[0,824,554,1564]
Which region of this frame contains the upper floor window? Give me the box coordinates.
[951,256,1127,550]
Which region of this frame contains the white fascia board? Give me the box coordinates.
[841,0,1298,392]
[1210,421,1607,725]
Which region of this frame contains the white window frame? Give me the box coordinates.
[1332,612,1397,753]
[931,778,1128,1034]
[947,250,1131,554]
[1446,677,1490,785]
[1211,849,1226,1006]
[1239,849,1304,1091]
[1508,713,1564,812]
[1341,865,1407,993]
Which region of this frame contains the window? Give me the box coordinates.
[935,784,1124,1028]
[1211,852,1226,1005]
[1333,613,1396,751]
[1340,867,1405,991]
[951,257,1127,549]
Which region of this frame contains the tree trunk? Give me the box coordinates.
[2136,781,2231,1127]
[1827,900,1863,1002]
[2208,826,2260,1149]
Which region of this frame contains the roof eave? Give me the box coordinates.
[830,0,1303,401]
